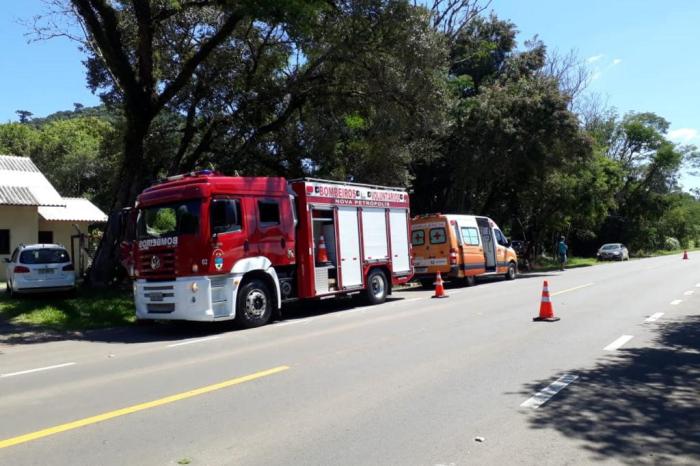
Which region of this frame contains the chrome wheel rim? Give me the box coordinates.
[370,274,385,298]
[245,289,267,319]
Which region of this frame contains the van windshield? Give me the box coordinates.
[137,200,201,239]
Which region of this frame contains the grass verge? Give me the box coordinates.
[530,256,599,271]
[0,284,135,332]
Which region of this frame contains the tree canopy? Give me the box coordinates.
[3,0,698,280]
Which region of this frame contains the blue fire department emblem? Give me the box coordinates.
[213,249,224,271]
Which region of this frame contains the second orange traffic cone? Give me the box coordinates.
[533,280,560,322]
[432,271,448,298]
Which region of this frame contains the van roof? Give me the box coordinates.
[413,213,489,222]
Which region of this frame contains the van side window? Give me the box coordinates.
[495,229,509,246]
[461,227,480,246]
[258,200,281,226]
[411,230,425,245]
[211,199,241,234]
[429,228,446,244]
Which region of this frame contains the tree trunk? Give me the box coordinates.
[88,118,148,286]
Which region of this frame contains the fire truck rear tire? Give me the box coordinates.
[235,278,273,328]
[365,269,388,305]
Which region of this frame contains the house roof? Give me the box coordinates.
[38,197,108,223]
[0,155,65,206]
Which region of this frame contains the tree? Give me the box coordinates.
[32,0,329,284]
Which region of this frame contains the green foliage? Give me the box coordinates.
[150,208,177,235]
[0,287,134,333]
[0,108,120,212]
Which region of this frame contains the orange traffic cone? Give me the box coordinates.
[316,235,330,265]
[533,280,560,322]
[432,271,448,298]
[683,250,689,260]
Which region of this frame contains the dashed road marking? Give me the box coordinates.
[684,290,694,296]
[0,362,77,378]
[604,335,634,351]
[520,374,578,409]
[167,336,221,348]
[670,299,683,306]
[276,318,314,327]
[645,312,664,323]
[551,283,594,297]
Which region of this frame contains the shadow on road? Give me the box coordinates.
[519,315,700,465]
[0,295,410,347]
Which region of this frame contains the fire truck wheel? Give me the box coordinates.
[366,269,388,305]
[236,279,273,328]
[464,275,476,287]
[505,262,517,280]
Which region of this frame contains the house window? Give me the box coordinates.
[258,200,280,226]
[0,229,9,254]
[38,231,54,244]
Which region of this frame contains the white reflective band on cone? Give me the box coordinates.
[541,297,551,302]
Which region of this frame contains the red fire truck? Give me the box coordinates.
[132,171,413,327]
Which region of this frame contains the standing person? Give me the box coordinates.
[558,236,568,270]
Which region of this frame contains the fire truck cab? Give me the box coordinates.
[132,172,412,327]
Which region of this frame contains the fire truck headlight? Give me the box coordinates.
[191,282,199,293]
[192,264,199,273]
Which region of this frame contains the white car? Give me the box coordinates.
[4,244,76,296]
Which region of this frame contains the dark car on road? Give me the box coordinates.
[597,243,629,261]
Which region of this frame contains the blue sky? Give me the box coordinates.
[1,0,699,187]
[492,0,700,189]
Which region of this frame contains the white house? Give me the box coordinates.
[0,155,108,281]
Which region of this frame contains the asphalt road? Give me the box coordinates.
[1,253,699,465]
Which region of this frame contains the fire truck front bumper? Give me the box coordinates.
[134,275,239,321]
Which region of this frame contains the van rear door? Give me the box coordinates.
[412,219,450,275]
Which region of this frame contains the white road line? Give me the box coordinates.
[276,318,314,327]
[167,336,221,348]
[696,283,700,288]
[670,299,683,305]
[0,362,76,378]
[645,312,664,323]
[520,374,578,409]
[684,290,695,296]
[604,335,634,351]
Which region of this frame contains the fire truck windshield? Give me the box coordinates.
[137,200,201,239]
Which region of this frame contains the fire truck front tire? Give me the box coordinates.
[366,269,388,305]
[235,278,273,328]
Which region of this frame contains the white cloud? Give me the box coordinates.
[587,54,604,63]
[591,71,602,80]
[669,128,699,143]
[612,58,622,65]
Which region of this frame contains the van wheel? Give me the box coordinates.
[235,279,273,328]
[366,269,388,305]
[6,282,15,298]
[419,279,433,289]
[505,262,517,280]
[464,275,476,287]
